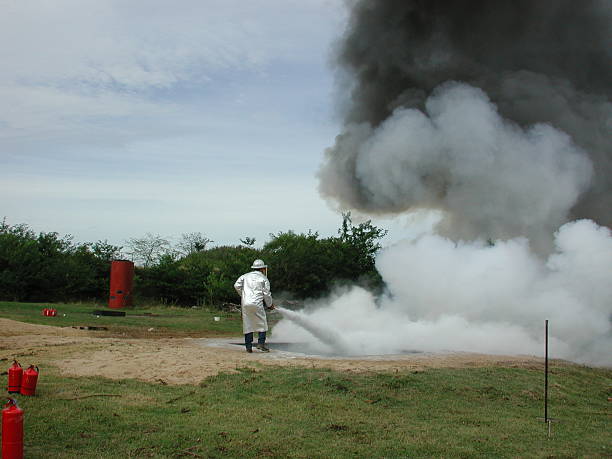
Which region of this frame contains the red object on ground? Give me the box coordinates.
[7,361,22,394]
[19,366,39,396]
[2,398,24,459]
[42,308,48,316]
[42,308,57,316]
[109,260,134,309]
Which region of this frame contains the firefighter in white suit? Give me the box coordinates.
[234,259,275,352]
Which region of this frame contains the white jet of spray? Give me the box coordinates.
[275,306,351,355]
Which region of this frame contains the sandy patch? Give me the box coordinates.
[0,318,546,385]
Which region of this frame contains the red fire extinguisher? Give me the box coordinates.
[2,398,24,459]
[7,361,22,394]
[19,366,39,396]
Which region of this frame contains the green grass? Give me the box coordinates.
[2,303,611,457]
[9,363,612,458]
[0,301,243,336]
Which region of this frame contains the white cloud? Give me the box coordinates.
[0,0,344,138]
[0,0,342,88]
[0,0,347,243]
[0,171,341,246]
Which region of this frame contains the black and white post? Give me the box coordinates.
[544,319,549,423]
[544,319,554,437]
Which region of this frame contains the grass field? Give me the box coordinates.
[0,301,243,337]
[2,302,611,457]
[11,364,612,458]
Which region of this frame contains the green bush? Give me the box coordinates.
[0,215,387,306]
[260,214,387,299]
[0,220,118,302]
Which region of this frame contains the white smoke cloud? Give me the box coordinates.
[273,219,612,366]
[320,83,593,252]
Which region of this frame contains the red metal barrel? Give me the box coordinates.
[108,260,134,309]
[2,398,24,459]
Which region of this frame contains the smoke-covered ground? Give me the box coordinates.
[275,1,611,366]
[274,219,611,366]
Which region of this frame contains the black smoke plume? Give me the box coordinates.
[319,0,611,250]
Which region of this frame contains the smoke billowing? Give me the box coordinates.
[274,220,612,365]
[274,1,612,365]
[319,0,611,247]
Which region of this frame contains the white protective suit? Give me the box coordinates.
[234,270,273,334]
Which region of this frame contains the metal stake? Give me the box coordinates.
[540,322,560,437]
[544,319,549,422]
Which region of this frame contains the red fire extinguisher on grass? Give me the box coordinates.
[20,366,39,396]
[2,398,24,459]
[7,361,22,394]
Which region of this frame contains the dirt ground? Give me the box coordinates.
[0,318,546,385]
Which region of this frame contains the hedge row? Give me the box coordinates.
[0,215,386,306]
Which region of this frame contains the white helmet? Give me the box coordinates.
[251,259,267,269]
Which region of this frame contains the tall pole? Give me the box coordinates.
[544,319,549,422]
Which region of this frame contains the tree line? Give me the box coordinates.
[0,214,387,307]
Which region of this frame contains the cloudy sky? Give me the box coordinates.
[0,0,358,247]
